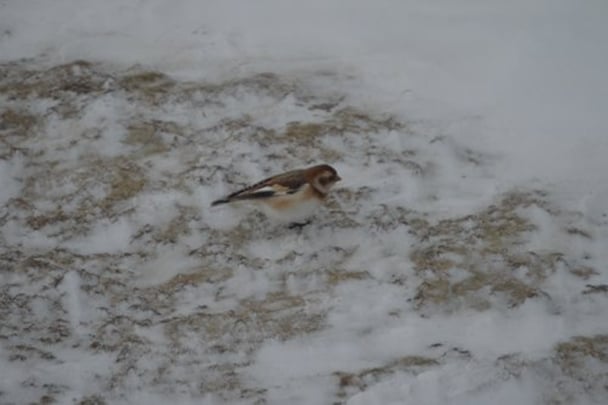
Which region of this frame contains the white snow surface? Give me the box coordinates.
[1,1,608,404]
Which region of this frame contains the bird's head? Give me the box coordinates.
[308,164,341,195]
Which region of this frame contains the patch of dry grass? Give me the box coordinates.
[555,334,608,393]
[408,192,564,311]
[570,266,599,280]
[118,70,175,103]
[334,355,439,400]
[326,270,371,285]
[0,60,107,98]
[1,108,39,133]
[124,120,173,157]
[98,160,146,213]
[277,107,403,143]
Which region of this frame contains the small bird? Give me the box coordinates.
[211,164,341,226]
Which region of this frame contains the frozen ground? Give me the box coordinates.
[1,1,608,404]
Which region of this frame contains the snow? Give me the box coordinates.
[1,0,608,404]
[0,154,23,206]
[67,218,133,254]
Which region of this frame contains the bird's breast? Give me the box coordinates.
[259,185,322,222]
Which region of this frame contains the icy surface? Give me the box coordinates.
[1,1,608,404]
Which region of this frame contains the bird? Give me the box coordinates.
[211,164,341,226]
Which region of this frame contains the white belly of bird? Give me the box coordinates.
[259,196,322,223]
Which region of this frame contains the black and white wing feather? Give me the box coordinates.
[211,169,308,206]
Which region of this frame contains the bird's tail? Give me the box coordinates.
[210,198,231,206]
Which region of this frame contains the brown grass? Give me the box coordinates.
[409,192,563,312]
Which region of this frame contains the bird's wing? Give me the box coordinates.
[220,169,308,202]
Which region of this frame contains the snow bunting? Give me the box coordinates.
[211,164,341,225]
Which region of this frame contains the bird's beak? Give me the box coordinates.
[335,175,342,182]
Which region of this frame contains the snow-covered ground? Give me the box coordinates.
[1,1,608,404]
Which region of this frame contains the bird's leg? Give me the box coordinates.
[288,220,312,230]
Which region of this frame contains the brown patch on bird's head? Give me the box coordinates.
[307,164,341,181]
